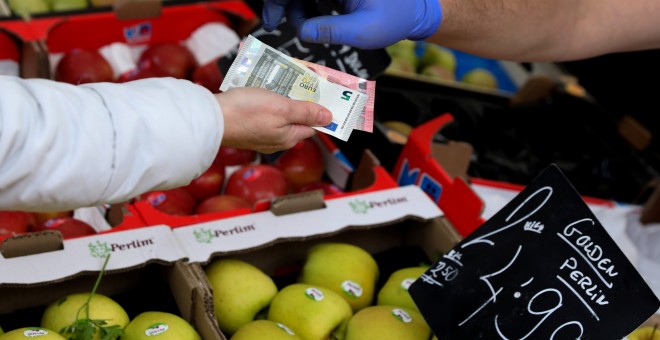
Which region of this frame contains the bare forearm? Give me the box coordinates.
[429,0,660,61]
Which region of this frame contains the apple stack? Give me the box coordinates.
[51,32,230,93]
[134,136,347,227]
[204,242,435,340]
[0,209,112,241]
[386,40,500,90]
[0,287,203,339]
[44,2,249,92]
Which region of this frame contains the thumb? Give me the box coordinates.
[288,102,333,127]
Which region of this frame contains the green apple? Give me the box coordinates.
[387,56,417,74]
[627,326,660,340]
[377,266,429,313]
[386,40,419,72]
[205,258,278,336]
[0,326,3,336]
[0,327,66,339]
[420,64,456,81]
[382,121,414,138]
[41,293,129,340]
[418,44,456,74]
[51,0,87,11]
[230,320,302,340]
[121,311,201,340]
[344,305,431,340]
[267,283,353,340]
[461,68,498,89]
[7,0,50,17]
[385,40,416,56]
[298,243,379,312]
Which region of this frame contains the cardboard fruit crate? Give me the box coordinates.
[186,185,462,339]
[0,202,225,339]
[0,0,258,80]
[0,27,19,76]
[131,134,400,228]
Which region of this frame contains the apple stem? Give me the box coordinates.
[76,254,112,321]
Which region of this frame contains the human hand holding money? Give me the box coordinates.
[220,35,371,141]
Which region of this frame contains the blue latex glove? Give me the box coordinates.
[262,0,442,49]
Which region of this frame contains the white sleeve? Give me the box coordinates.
[0,75,224,212]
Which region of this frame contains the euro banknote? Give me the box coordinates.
[295,59,375,133]
[220,35,368,142]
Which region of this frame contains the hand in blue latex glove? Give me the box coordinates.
[262,0,442,50]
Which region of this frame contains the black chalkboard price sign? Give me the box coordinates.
[410,164,660,339]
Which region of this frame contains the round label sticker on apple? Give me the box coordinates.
[341,280,363,299]
[401,278,416,290]
[145,323,169,336]
[23,328,49,337]
[391,308,413,323]
[276,323,296,335]
[305,287,325,301]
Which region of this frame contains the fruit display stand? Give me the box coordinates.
[184,184,462,339]
[131,135,398,228]
[0,0,258,82]
[0,28,19,76]
[383,39,568,99]
[340,69,658,206]
[0,194,223,338]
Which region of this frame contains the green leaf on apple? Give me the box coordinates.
[59,254,125,340]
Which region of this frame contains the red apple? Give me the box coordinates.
[55,49,115,84]
[139,187,196,216]
[182,164,226,203]
[192,60,223,93]
[117,66,164,82]
[273,138,325,191]
[225,164,290,205]
[32,217,97,239]
[0,211,35,236]
[137,42,197,79]
[195,194,251,215]
[213,146,257,167]
[295,181,344,196]
[32,210,74,228]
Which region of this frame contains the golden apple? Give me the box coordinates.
[627,325,660,340]
[0,327,66,339]
[230,320,302,340]
[298,243,379,312]
[345,305,431,340]
[267,283,352,340]
[121,311,201,340]
[377,266,429,313]
[41,293,129,340]
[205,258,278,336]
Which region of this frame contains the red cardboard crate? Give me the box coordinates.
[0,29,19,62]
[392,113,622,238]
[393,113,486,237]
[0,0,257,43]
[133,134,400,228]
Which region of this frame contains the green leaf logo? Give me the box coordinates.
[349,200,370,214]
[88,241,111,258]
[194,229,213,244]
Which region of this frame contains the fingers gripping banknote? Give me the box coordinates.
[220,35,369,142]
